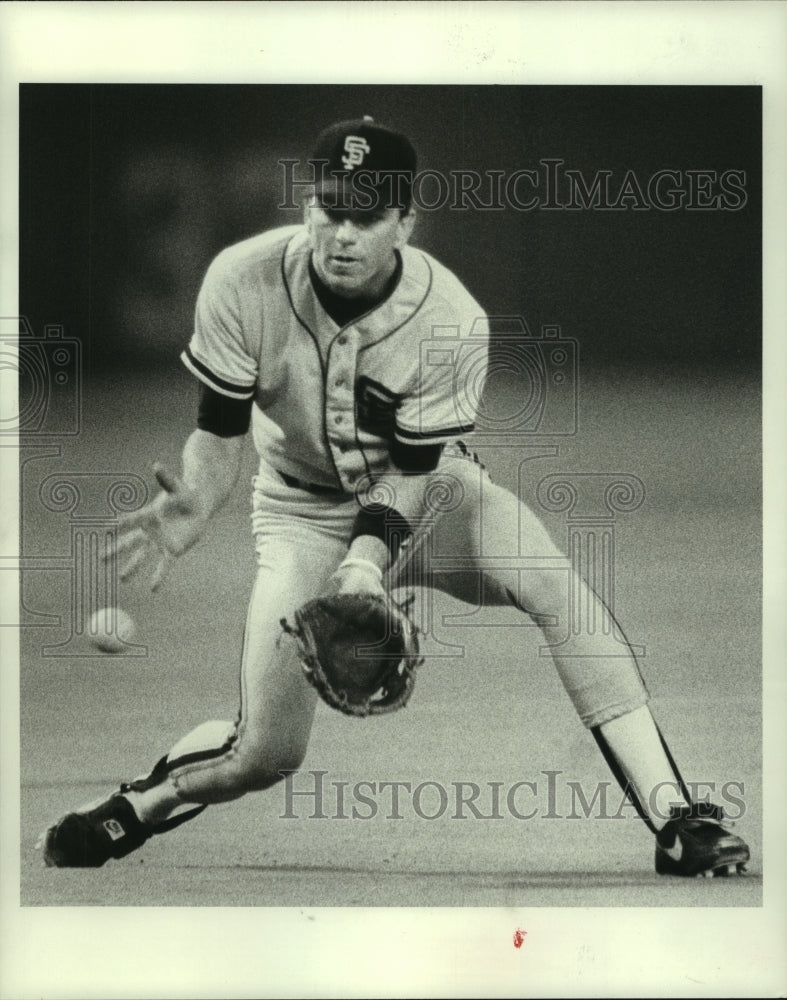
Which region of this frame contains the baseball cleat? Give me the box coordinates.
[695,862,748,878]
[655,802,750,878]
[38,765,208,868]
[38,792,152,868]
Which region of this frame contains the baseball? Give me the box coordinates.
[88,607,136,653]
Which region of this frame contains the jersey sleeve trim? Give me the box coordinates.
[181,345,256,400]
[394,422,475,443]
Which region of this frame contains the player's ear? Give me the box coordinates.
[395,208,416,248]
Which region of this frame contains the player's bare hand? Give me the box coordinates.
[109,463,210,591]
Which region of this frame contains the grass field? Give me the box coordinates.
[18,363,762,908]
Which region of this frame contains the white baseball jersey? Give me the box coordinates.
[182,225,489,491]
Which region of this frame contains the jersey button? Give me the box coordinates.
[334,415,343,424]
[337,335,348,346]
[335,377,346,388]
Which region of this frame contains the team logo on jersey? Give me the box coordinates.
[341,135,371,170]
[356,376,402,437]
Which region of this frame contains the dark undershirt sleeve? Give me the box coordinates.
[197,383,254,437]
[351,441,443,560]
[389,438,444,474]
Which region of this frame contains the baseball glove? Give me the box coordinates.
[281,593,423,717]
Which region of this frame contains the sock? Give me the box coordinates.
[597,705,690,831]
[124,779,188,827]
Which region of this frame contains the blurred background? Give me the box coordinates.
[20,84,760,373]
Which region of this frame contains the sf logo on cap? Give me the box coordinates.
[341,135,371,170]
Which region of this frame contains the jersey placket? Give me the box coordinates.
[325,326,361,490]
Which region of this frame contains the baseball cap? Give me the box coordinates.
[310,116,417,211]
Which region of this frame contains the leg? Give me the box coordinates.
[393,453,749,875]
[146,539,335,807]
[40,475,357,866]
[395,455,652,728]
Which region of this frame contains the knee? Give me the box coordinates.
[506,548,574,619]
[232,744,308,793]
[169,726,311,804]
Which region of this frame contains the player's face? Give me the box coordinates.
[306,201,415,299]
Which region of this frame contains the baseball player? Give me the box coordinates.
[39,117,749,878]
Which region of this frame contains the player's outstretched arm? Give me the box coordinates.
[112,429,244,591]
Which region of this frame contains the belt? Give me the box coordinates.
[277,470,348,496]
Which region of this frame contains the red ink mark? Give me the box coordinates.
[513,928,527,949]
